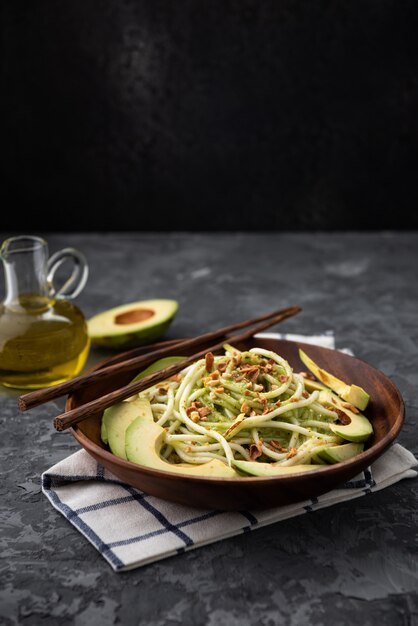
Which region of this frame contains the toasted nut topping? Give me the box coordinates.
[217,361,228,372]
[335,409,351,425]
[249,442,263,460]
[269,440,286,451]
[240,401,250,414]
[286,447,298,459]
[280,375,289,383]
[205,352,215,372]
[215,386,225,394]
[190,411,200,422]
[342,402,359,413]
[223,415,244,438]
[300,371,316,380]
[253,383,264,392]
[204,378,219,387]
[198,406,211,418]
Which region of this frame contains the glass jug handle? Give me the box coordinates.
[47,248,89,300]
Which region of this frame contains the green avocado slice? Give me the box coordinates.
[103,396,154,459]
[318,389,373,443]
[130,356,185,384]
[233,460,321,477]
[125,416,240,477]
[317,442,364,464]
[299,348,370,410]
[102,355,185,458]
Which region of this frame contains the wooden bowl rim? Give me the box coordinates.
[69,338,405,485]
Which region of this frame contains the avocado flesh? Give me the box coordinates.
[87,299,178,349]
[303,378,329,393]
[318,389,373,443]
[101,420,108,444]
[233,460,321,477]
[317,442,364,464]
[299,348,370,410]
[131,356,185,384]
[102,356,185,457]
[125,416,239,478]
[103,397,153,459]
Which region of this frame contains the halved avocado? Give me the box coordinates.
[87,299,178,349]
[233,460,321,477]
[125,416,240,478]
[102,396,154,459]
[299,348,370,410]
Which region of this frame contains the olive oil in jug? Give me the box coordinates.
[0,236,90,389]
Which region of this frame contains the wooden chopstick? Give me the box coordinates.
[17,337,186,412]
[51,305,301,432]
[17,305,299,412]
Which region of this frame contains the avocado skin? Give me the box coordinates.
[125,416,239,477]
[90,318,175,349]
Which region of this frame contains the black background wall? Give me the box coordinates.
[2,1,418,231]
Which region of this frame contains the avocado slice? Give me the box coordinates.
[101,419,108,445]
[299,348,370,410]
[102,396,154,459]
[87,299,178,349]
[125,416,240,477]
[318,389,373,443]
[317,442,364,464]
[233,460,321,477]
[130,356,185,384]
[302,378,329,393]
[102,355,184,456]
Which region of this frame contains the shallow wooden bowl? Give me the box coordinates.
[68,337,405,511]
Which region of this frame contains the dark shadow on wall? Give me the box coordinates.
[2,0,418,231]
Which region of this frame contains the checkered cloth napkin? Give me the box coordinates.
[41,333,418,572]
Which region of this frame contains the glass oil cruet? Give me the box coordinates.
[0,235,90,389]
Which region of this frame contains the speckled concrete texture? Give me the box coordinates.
[1,232,417,625]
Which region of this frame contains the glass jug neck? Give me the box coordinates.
[1,236,50,305]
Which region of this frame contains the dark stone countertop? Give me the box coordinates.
[1,231,417,626]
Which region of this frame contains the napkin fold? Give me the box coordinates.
[41,332,418,572]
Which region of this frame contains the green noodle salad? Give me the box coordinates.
[136,344,348,468]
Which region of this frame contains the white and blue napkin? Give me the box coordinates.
[41,332,418,572]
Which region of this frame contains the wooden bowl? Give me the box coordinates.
[68,337,405,511]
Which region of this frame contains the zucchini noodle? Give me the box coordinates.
[137,344,344,468]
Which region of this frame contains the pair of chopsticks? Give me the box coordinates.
[17,305,301,432]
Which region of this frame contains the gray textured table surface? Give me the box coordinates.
[1,231,417,626]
